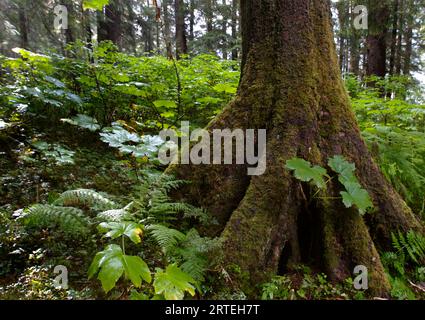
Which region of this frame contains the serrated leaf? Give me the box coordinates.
[328,155,356,184]
[153,264,197,300]
[88,244,151,293]
[328,156,373,215]
[124,255,151,287]
[212,83,237,94]
[153,100,177,109]
[285,158,329,189]
[61,114,100,132]
[340,182,373,215]
[98,221,143,244]
[100,126,141,147]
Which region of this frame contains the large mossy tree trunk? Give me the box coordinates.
[167,0,424,297]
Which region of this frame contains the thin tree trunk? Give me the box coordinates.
[366,1,390,78]
[221,0,227,60]
[189,0,195,42]
[395,0,404,75]
[389,0,399,76]
[403,0,414,76]
[18,4,29,49]
[231,0,238,60]
[98,0,123,49]
[175,0,188,58]
[163,0,173,58]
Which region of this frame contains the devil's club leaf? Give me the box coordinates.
[124,255,151,287]
[328,155,356,184]
[340,182,373,215]
[153,264,196,300]
[98,221,143,244]
[285,158,329,189]
[61,114,100,132]
[328,155,373,215]
[88,244,151,293]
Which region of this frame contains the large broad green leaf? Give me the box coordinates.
[98,221,143,244]
[212,83,237,94]
[45,76,65,88]
[340,182,373,215]
[113,84,147,97]
[88,244,151,293]
[100,126,141,147]
[83,0,110,11]
[153,100,177,109]
[285,158,329,189]
[328,155,373,215]
[61,114,100,132]
[327,155,356,184]
[153,264,196,300]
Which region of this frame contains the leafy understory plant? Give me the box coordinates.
[88,222,151,293]
[89,220,198,300]
[26,141,75,165]
[285,155,373,215]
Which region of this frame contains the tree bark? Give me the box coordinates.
[403,0,414,76]
[167,0,424,298]
[395,0,404,75]
[18,4,29,49]
[389,0,399,76]
[162,0,174,58]
[175,0,188,59]
[189,0,195,42]
[230,0,239,60]
[98,0,123,49]
[366,1,390,78]
[336,0,348,74]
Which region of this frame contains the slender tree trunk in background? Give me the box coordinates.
[205,0,214,52]
[98,0,123,49]
[366,1,390,78]
[156,20,160,54]
[389,0,399,76]
[336,1,348,74]
[64,0,75,46]
[168,0,424,298]
[348,1,361,77]
[175,0,188,59]
[138,2,154,53]
[403,0,414,76]
[231,0,238,60]
[189,0,195,42]
[220,0,228,60]
[18,4,29,49]
[395,0,404,75]
[126,0,137,53]
[349,36,360,76]
[162,0,173,58]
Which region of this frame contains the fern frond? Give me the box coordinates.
[391,230,425,265]
[147,224,186,253]
[54,189,117,211]
[21,204,90,238]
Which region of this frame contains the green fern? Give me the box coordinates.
[21,204,90,238]
[53,189,117,211]
[391,230,425,264]
[147,224,186,253]
[133,171,209,224]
